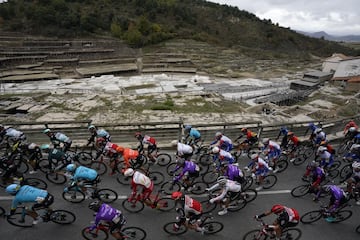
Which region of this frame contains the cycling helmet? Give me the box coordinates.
[66,163,76,172]
[318,146,327,152]
[171,191,183,200]
[271,204,285,214]
[308,122,315,127]
[215,132,223,137]
[134,132,142,138]
[88,125,96,130]
[287,131,294,136]
[307,161,318,169]
[349,127,356,133]
[6,183,20,195]
[212,146,220,154]
[124,168,134,177]
[315,128,322,134]
[43,128,51,134]
[250,153,258,160]
[352,161,360,170]
[88,200,101,212]
[40,144,50,150]
[217,176,227,186]
[184,125,192,130]
[262,138,270,145]
[241,128,247,133]
[171,140,178,147]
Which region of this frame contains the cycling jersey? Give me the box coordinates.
[90,203,124,231]
[254,157,270,176]
[72,166,98,181]
[131,171,153,199]
[10,185,48,210]
[328,185,347,212]
[212,135,233,152]
[176,143,193,157]
[264,140,281,159]
[174,160,199,182]
[50,132,72,145]
[277,207,300,227]
[209,180,241,203]
[224,164,244,182]
[184,195,202,215]
[318,150,334,168]
[213,149,235,169]
[122,148,139,168]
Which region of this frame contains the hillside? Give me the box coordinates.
[0,0,358,59]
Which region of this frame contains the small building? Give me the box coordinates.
[322,53,350,73]
[329,57,360,90]
[290,70,333,90]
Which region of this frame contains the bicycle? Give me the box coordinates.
[160,175,208,195]
[290,183,330,199]
[122,190,175,213]
[7,205,76,227]
[300,203,353,224]
[141,147,172,167]
[82,222,147,240]
[242,218,302,240]
[232,140,260,161]
[356,224,360,234]
[163,213,224,235]
[62,180,118,203]
[0,206,5,217]
[201,188,257,214]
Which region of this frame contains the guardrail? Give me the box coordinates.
[2,114,360,148]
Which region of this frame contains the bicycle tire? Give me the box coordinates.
[7,212,33,227]
[122,226,147,240]
[333,210,352,223]
[291,184,310,197]
[293,154,307,166]
[62,190,86,203]
[300,210,322,224]
[89,161,107,176]
[200,200,217,214]
[242,189,258,203]
[156,197,176,212]
[95,188,118,203]
[50,209,76,224]
[11,155,29,174]
[190,181,208,195]
[242,176,253,191]
[116,174,131,185]
[82,227,109,240]
[202,221,223,235]
[122,199,145,213]
[242,229,266,240]
[275,159,288,173]
[25,177,48,190]
[163,221,188,235]
[0,206,5,217]
[166,162,182,176]
[75,152,93,165]
[46,172,67,184]
[161,181,181,195]
[356,225,360,234]
[262,175,277,189]
[283,228,302,240]
[202,171,218,184]
[327,169,339,180]
[337,141,351,155]
[199,154,213,166]
[38,159,51,173]
[148,171,165,185]
[157,153,172,166]
[327,160,341,171]
[339,164,353,182]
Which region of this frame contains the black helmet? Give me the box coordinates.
[88,200,101,212]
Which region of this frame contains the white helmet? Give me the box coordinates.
[250,153,258,160]
[217,176,227,186]
[315,128,322,134]
[352,161,360,170]
[212,146,220,154]
[215,132,222,137]
[318,146,327,152]
[124,168,134,177]
[171,140,178,147]
[262,138,270,145]
[349,127,356,133]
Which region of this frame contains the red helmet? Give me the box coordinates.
[134,132,142,138]
[171,191,183,200]
[271,204,285,214]
[241,128,247,133]
[96,137,105,146]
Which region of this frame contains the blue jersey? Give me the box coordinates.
[189,129,201,139]
[11,185,48,210]
[73,166,98,181]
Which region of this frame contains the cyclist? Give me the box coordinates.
[276,126,289,149]
[347,127,360,144]
[134,132,157,164]
[117,146,142,172]
[5,183,54,225]
[171,158,200,191]
[343,120,358,136]
[313,128,327,145]
[212,146,235,170]
[20,142,43,174]
[124,168,154,208]
[220,162,245,184]
[305,122,320,141]
[250,153,272,191]
[319,140,336,155]
[43,128,72,152]
[65,163,99,198]
[87,124,111,146]
[94,138,124,175]
[287,132,300,163]
[0,156,21,185]
[171,191,204,234]
[211,132,233,152]
[316,146,334,170]
[303,161,326,200]
[345,161,360,205]
[183,125,202,146]
[262,138,281,173]
[171,140,193,160]
[206,176,241,216]
[0,125,26,147]
[235,127,258,149]
[87,201,126,240]
[318,185,348,222]
[255,204,300,240]
[40,144,70,172]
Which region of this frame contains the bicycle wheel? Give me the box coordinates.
[242,189,258,203]
[262,175,277,189]
[166,163,181,176]
[293,154,307,166]
[148,171,165,185]
[50,209,76,224]
[82,227,108,240]
[333,210,352,223]
[38,159,51,173]
[327,169,339,180]
[62,190,86,203]
[275,159,288,173]
[7,212,33,227]
[242,229,265,240]
[46,172,67,184]
[163,221,187,235]
[203,221,223,235]
[339,164,352,182]
[25,177,48,190]
[116,174,131,185]
[122,199,145,213]
[283,228,302,240]
[157,153,172,166]
[291,184,310,197]
[242,176,253,191]
[155,197,176,212]
[337,141,351,155]
[356,225,360,234]
[161,181,181,195]
[0,206,4,217]
[199,154,212,166]
[95,188,118,203]
[122,227,147,240]
[89,161,107,176]
[202,171,218,184]
[12,156,29,174]
[200,200,217,214]
[76,152,93,165]
[228,197,247,212]
[190,181,208,195]
[300,210,322,224]
[328,160,341,171]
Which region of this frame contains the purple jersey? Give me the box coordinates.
[175,160,198,181]
[90,204,122,230]
[225,164,241,180]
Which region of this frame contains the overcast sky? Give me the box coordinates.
[211,0,360,36]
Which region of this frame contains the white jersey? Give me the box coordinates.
[132,171,152,188]
[177,143,193,155]
[209,180,241,203]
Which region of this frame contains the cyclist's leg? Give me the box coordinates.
[110,222,124,240]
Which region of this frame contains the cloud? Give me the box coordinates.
[211,0,360,35]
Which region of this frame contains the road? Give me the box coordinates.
[0,149,359,240]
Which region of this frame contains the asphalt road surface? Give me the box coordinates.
[0,149,359,240]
